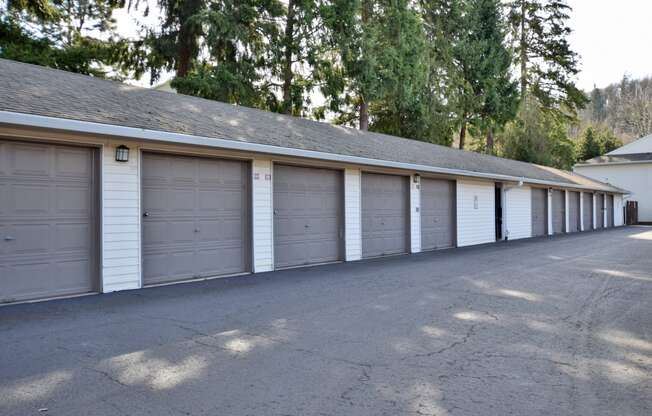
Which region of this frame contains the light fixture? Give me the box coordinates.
[115,145,129,162]
[413,174,420,183]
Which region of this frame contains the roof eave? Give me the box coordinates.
[0,110,625,194]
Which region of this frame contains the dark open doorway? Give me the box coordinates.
[495,184,503,241]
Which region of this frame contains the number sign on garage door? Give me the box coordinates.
[420,178,455,250]
[0,140,98,303]
[361,173,409,258]
[142,153,249,285]
[273,165,343,269]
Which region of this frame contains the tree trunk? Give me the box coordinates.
[176,0,202,78]
[358,0,371,131]
[359,101,369,130]
[519,1,527,97]
[282,0,296,115]
[486,128,494,153]
[459,120,467,150]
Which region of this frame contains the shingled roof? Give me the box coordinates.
[0,59,623,193]
[577,153,652,165]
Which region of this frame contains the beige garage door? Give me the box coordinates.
[273,165,343,269]
[361,173,409,258]
[421,178,455,250]
[142,153,250,286]
[0,140,98,303]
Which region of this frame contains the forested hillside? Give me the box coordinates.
[578,77,652,144]
[2,0,644,168]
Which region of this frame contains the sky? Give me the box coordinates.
[568,0,652,90]
[114,1,652,91]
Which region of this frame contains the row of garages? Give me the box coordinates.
[530,188,616,237]
[0,139,624,303]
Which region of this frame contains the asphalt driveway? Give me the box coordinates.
[1,227,651,416]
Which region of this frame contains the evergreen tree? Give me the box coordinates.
[507,0,587,117]
[576,126,602,161]
[497,97,575,169]
[140,0,205,82]
[1,0,128,77]
[597,128,622,154]
[452,0,518,151]
[589,85,606,122]
[170,0,284,108]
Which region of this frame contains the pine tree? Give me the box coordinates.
[453,0,518,151]
[170,0,284,107]
[507,0,587,117]
[1,0,127,77]
[589,86,606,122]
[576,126,602,161]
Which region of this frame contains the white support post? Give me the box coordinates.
[410,175,422,253]
[603,193,608,227]
[344,168,362,261]
[252,158,274,272]
[564,190,569,233]
[592,193,597,230]
[547,189,553,236]
[579,191,584,231]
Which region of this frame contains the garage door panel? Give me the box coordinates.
[142,153,249,285]
[0,140,97,303]
[551,190,565,234]
[11,144,50,176]
[582,193,593,230]
[273,165,343,269]
[531,188,547,237]
[596,194,605,228]
[11,184,51,214]
[568,191,580,233]
[421,179,455,250]
[362,173,408,258]
[55,223,91,251]
[55,147,92,178]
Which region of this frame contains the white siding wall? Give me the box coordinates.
[564,190,570,233]
[101,142,141,292]
[252,159,274,272]
[614,194,625,226]
[504,186,532,240]
[592,193,597,230]
[547,189,553,235]
[579,192,584,231]
[603,193,608,226]
[457,180,495,247]
[574,163,652,222]
[410,175,421,253]
[344,168,362,261]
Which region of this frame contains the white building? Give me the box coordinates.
[574,134,652,223]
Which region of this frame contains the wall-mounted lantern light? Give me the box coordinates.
[413,174,420,183]
[115,145,129,162]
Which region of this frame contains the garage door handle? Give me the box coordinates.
[143,212,150,217]
[304,224,309,228]
[4,236,15,241]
